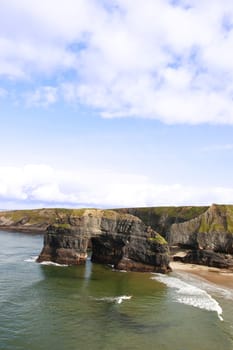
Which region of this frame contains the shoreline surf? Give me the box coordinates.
[170,261,233,290]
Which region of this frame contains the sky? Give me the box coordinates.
[1,0,233,209]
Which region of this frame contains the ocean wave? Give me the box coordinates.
[24,256,68,267]
[94,295,132,304]
[24,256,38,262]
[152,274,223,321]
[39,261,68,267]
[174,271,233,301]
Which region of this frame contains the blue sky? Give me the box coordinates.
[1,0,233,209]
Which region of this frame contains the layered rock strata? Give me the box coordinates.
[1,204,233,270]
[119,204,233,270]
[37,209,171,273]
[174,249,233,269]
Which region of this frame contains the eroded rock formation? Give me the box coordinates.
[174,249,233,269]
[118,204,233,270]
[1,204,233,270]
[37,209,171,273]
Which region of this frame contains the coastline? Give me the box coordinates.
[170,261,233,289]
[0,226,46,234]
[1,224,233,290]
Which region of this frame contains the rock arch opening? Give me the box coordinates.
[37,211,171,273]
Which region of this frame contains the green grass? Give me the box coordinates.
[198,204,233,233]
[131,206,208,221]
[148,234,167,245]
[2,205,233,235]
[55,208,87,217]
[0,208,88,225]
[0,209,56,224]
[225,205,233,232]
[102,210,137,221]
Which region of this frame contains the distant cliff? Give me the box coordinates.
[1,204,233,270]
[0,208,61,232]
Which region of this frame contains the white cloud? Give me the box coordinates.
[1,0,233,122]
[25,86,58,107]
[0,164,233,209]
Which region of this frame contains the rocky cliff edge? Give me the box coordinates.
[36,209,171,273]
[1,204,233,270]
[119,204,233,269]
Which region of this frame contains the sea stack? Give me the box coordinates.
[37,209,171,273]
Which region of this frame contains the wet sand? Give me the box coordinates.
[170,261,233,289]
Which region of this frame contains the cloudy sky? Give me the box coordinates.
[1,0,233,209]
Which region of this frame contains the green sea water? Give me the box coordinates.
[0,230,233,350]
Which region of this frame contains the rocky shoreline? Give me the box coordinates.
[171,261,233,289]
[0,225,46,233]
[37,210,171,273]
[1,204,233,273]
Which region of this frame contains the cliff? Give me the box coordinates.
[0,208,86,232]
[1,204,233,270]
[117,206,208,239]
[169,204,233,251]
[118,204,233,269]
[37,209,170,273]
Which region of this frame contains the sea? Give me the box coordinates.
[0,230,233,350]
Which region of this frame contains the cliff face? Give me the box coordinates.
[169,205,233,269]
[169,204,233,252]
[37,209,171,273]
[120,205,233,254]
[1,204,233,270]
[0,209,52,232]
[0,208,84,232]
[118,204,233,269]
[117,206,208,239]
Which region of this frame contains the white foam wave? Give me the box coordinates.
[24,256,38,262]
[40,261,68,267]
[175,271,233,301]
[95,295,132,304]
[24,256,68,266]
[152,274,223,321]
[112,268,127,273]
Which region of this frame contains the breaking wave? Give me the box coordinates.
[152,274,223,321]
[24,256,38,262]
[24,256,68,266]
[174,271,233,301]
[40,261,68,267]
[94,295,132,304]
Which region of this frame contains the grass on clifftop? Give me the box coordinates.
[2,205,233,234]
[0,208,88,226]
[0,209,57,225]
[198,204,233,233]
[129,206,209,221]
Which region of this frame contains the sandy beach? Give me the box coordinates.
[170,261,233,289]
